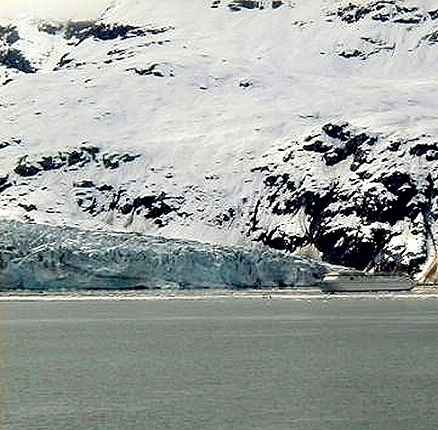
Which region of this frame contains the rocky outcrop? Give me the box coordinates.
[227,1,284,11]
[13,147,140,178]
[72,182,184,227]
[0,25,19,45]
[250,122,438,273]
[0,25,36,74]
[127,63,175,78]
[0,47,35,74]
[38,20,174,45]
[335,1,428,25]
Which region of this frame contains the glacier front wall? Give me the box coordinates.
[0,221,326,290]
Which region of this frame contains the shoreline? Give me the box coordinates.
[1,287,438,302]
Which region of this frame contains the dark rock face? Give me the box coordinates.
[214,208,237,227]
[249,121,438,273]
[119,193,179,220]
[37,22,63,35]
[13,147,140,178]
[229,1,260,10]
[0,25,19,45]
[239,79,255,88]
[337,39,395,60]
[429,9,438,20]
[336,1,427,25]
[38,20,174,44]
[228,1,284,11]
[1,18,175,77]
[127,63,175,78]
[55,53,74,70]
[410,142,438,158]
[338,48,366,59]
[0,175,12,194]
[303,122,377,167]
[72,182,184,227]
[0,26,35,74]
[421,30,438,46]
[102,153,141,169]
[18,202,37,212]
[0,48,36,74]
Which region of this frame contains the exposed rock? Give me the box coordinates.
[38,20,174,44]
[73,185,185,226]
[214,208,236,226]
[302,122,377,167]
[0,175,12,194]
[0,48,36,73]
[18,202,37,212]
[14,158,42,177]
[228,0,284,11]
[239,79,255,88]
[250,122,438,273]
[0,141,11,150]
[127,63,175,78]
[0,25,19,45]
[337,39,395,60]
[429,9,438,20]
[102,153,141,169]
[420,30,438,46]
[13,147,140,178]
[73,180,96,188]
[336,1,427,25]
[55,53,74,70]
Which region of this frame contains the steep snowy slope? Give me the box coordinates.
[1,0,438,277]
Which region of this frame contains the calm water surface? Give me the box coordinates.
[1,298,438,430]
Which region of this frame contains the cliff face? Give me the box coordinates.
[1,0,438,276]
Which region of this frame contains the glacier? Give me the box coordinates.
[0,221,326,290]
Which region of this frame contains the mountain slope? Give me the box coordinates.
[1,0,438,278]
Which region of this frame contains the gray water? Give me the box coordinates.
[1,298,438,430]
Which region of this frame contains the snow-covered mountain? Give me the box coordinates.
[1,0,438,279]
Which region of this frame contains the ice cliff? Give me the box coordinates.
[1,0,438,278]
[0,221,325,290]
